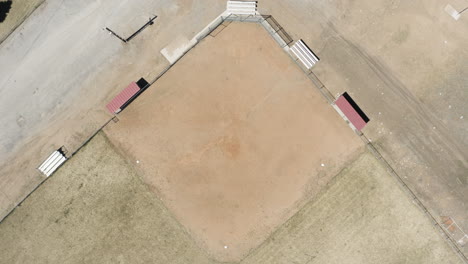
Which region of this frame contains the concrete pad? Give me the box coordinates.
[161,35,197,64]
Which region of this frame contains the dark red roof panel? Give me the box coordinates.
[335,94,368,131]
[106,82,140,114]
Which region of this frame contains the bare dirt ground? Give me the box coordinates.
[0,133,462,264]
[259,0,468,252]
[103,22,363,262]
[0,0,43,44]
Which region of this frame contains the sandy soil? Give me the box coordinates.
[0,0,43,44]
[104,22,363,262]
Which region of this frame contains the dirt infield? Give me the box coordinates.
[104,22,363,261]
[0,0,43,44]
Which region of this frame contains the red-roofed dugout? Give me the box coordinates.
[106,82,140,114]
[335,92,369,131]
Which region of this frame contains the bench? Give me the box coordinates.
[290,39,319,69]
[227,1,257,15]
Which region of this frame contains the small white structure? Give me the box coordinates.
[227,1,257,15]
[38,149,67,177]
[160,35,197,64]
[290,39,319,69]
[445,4,461,20]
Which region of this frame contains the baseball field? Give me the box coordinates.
[0,21,463,264]
[0,0,467,263]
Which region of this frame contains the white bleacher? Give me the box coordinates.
[38,150,67,177]
[227,1,257,15]
[290,39,319,69]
